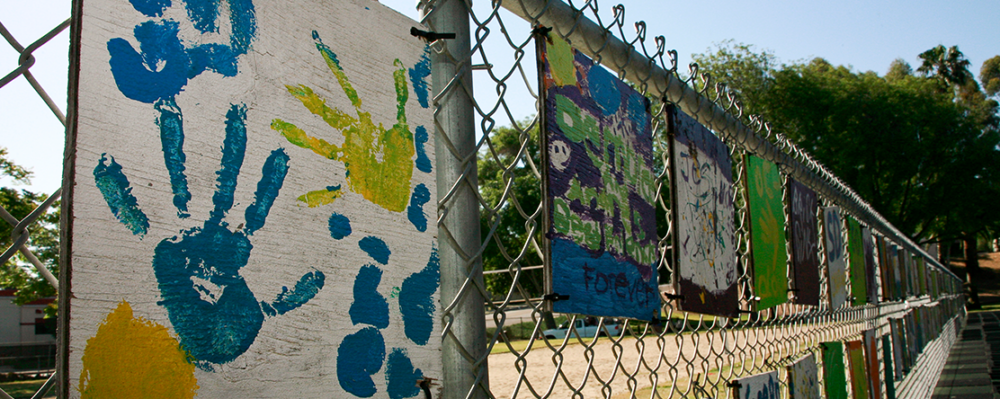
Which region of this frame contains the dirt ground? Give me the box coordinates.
[949,252,1000,307]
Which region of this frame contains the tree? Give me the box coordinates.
[981,55,1000,98]
[478,120,545,303]
[0,147,59,307]
[917,45,975,91]
[691,40,777,117]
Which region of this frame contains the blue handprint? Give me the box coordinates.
[107,0,257,217]
[94,105,325,367]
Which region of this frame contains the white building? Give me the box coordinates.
[0,290,55,344]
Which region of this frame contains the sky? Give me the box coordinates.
[1,0,998,196]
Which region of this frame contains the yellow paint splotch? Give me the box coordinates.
[79,301,198,399]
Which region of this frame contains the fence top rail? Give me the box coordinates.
[499,0,957,281]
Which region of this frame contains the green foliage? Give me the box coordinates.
[0,147,59,306]
[691,40,777,116]
[478,120,545,300]
[981,56,1000,98]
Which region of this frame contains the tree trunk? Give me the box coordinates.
[965,235,982,309]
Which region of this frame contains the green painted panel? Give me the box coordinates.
[821,341,848,399]
[746,155,788,310]
[847,217,867,305]
[847,340,870,399]
[882,335,896,399]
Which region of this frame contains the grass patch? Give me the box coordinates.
[0,378,52,398]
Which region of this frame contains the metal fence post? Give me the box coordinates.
[420,0,489,398]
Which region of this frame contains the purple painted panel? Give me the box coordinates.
[789,179,820,306]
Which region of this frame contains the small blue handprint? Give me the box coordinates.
[95,105,325,367]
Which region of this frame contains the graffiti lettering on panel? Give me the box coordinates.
[732,370,780,399]
[846,217,867,305]
[787,353,820,399]
[823,207,848,309]
[69,0,439,397]
[539,32,659,320]
[668,106,739,317]
[746,155,788,310]
[789,179,820,306]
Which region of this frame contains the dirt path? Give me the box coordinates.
[487,324,822,398]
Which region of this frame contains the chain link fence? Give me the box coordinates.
[418,0,966,398]
[0,0,968,398]
[0,9,68,399]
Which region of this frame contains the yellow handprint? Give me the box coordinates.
[272,31,415,212]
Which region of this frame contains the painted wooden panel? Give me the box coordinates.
[746,155,788,310]
[788,179,820,306]
[733,370,780,399]
[787,353,820,399]
[823,207,848,309]
[882,335,897,399]
[847,217,867,305]
[890,318,906,378]
[846,340,870,399]
[862,227,878,305]
[863,329,881,399]
[539,32,659,320]
[669,106,739,317]
[821,341,849,399]
[68,0,439,397]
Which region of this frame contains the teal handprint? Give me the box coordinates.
[94,105,325,366]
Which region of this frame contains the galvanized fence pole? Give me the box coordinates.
[420,0,490,398]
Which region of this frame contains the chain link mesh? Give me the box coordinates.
[1,1,969,398]
[0,11,68,399]
[416,0,966,398]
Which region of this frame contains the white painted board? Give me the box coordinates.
[67,0,438,397]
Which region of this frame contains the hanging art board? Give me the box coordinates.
[823,207,848,309]
[882,335,897,399]
[745,155,788,310]
[916,257,927,295]
[732,370,781,399]
[863,329,881,399]
[65,0,440,397]
[862,227,878,305]
[668,106,739,317]
[539,32,659,320]
[788,179,820,306]
[846,217,867,305]
[846,340,870,399]
[891,245,904,300]
[787,353,821,399]
[890,318,906,376]
[821,341,849,399]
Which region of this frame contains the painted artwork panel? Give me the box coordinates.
[847,217,867,305]
[68,1,439,397]
[539,33,659,320]
[821,341,849,399]
[846,340,870,399]
[669,106,739,317]
[787,353,820,399]
[890,319,905,378]
[746,155,789,310]
[823,207,848,309]
[891,245,904,300]
[882,335,897,399]
[733,370,780,399]
[862,227,878,305]
[916,256,927,295]
[789,179,820,306]
[863,329,881,399]
[876,236,893,301]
